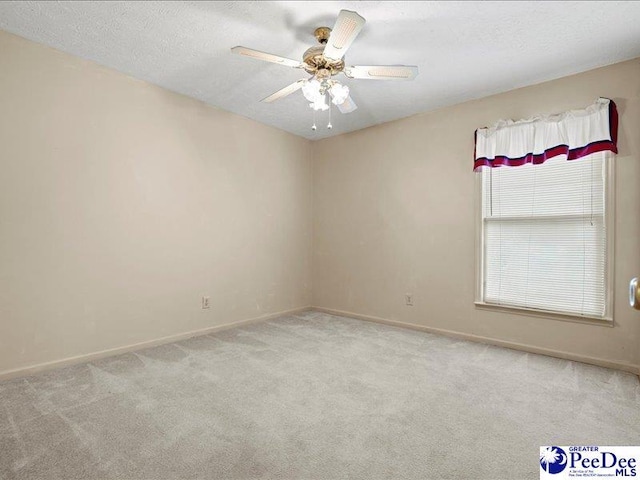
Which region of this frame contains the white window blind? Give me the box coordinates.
[480,153,608,318]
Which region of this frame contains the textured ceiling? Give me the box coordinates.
[1,1,640,140]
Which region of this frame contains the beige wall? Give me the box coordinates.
[313,59,640,372]
[0,30,313,375]
[2,27,639,377]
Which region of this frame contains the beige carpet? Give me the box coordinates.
[1,311,639,479]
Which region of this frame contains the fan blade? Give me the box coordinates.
[231,46,302,68]
[344,65,419,80]
[323,10,366,61]
[261,80,306,103]
[336,95,358,114]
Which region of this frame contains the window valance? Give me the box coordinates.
[473,98,618,171]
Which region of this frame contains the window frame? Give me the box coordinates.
[474,153,615,325]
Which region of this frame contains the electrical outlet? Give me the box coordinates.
[202,296,210,309]
[405,294,413,306]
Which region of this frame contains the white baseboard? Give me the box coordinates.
[0,306,312,381]
[313,306,640,376]
[5,305,636,381]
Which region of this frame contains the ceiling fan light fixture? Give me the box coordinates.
[302,78,333,110]
[302,78,321,102]
[310,96,329,111]
[329,83,349,105]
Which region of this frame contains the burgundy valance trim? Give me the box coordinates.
[473,98,618,171]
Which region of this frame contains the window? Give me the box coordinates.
[477,153,612,319]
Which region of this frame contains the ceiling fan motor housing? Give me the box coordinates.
[303,28,345,77]
[303,46,345,76]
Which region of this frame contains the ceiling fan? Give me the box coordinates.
[231,10,418,122]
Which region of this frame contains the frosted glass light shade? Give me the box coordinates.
[302,79,321,102]
[330,83,349,105]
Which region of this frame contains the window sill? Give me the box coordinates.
[474,302,613,327]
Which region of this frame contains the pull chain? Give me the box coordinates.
[327,99,333,130]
